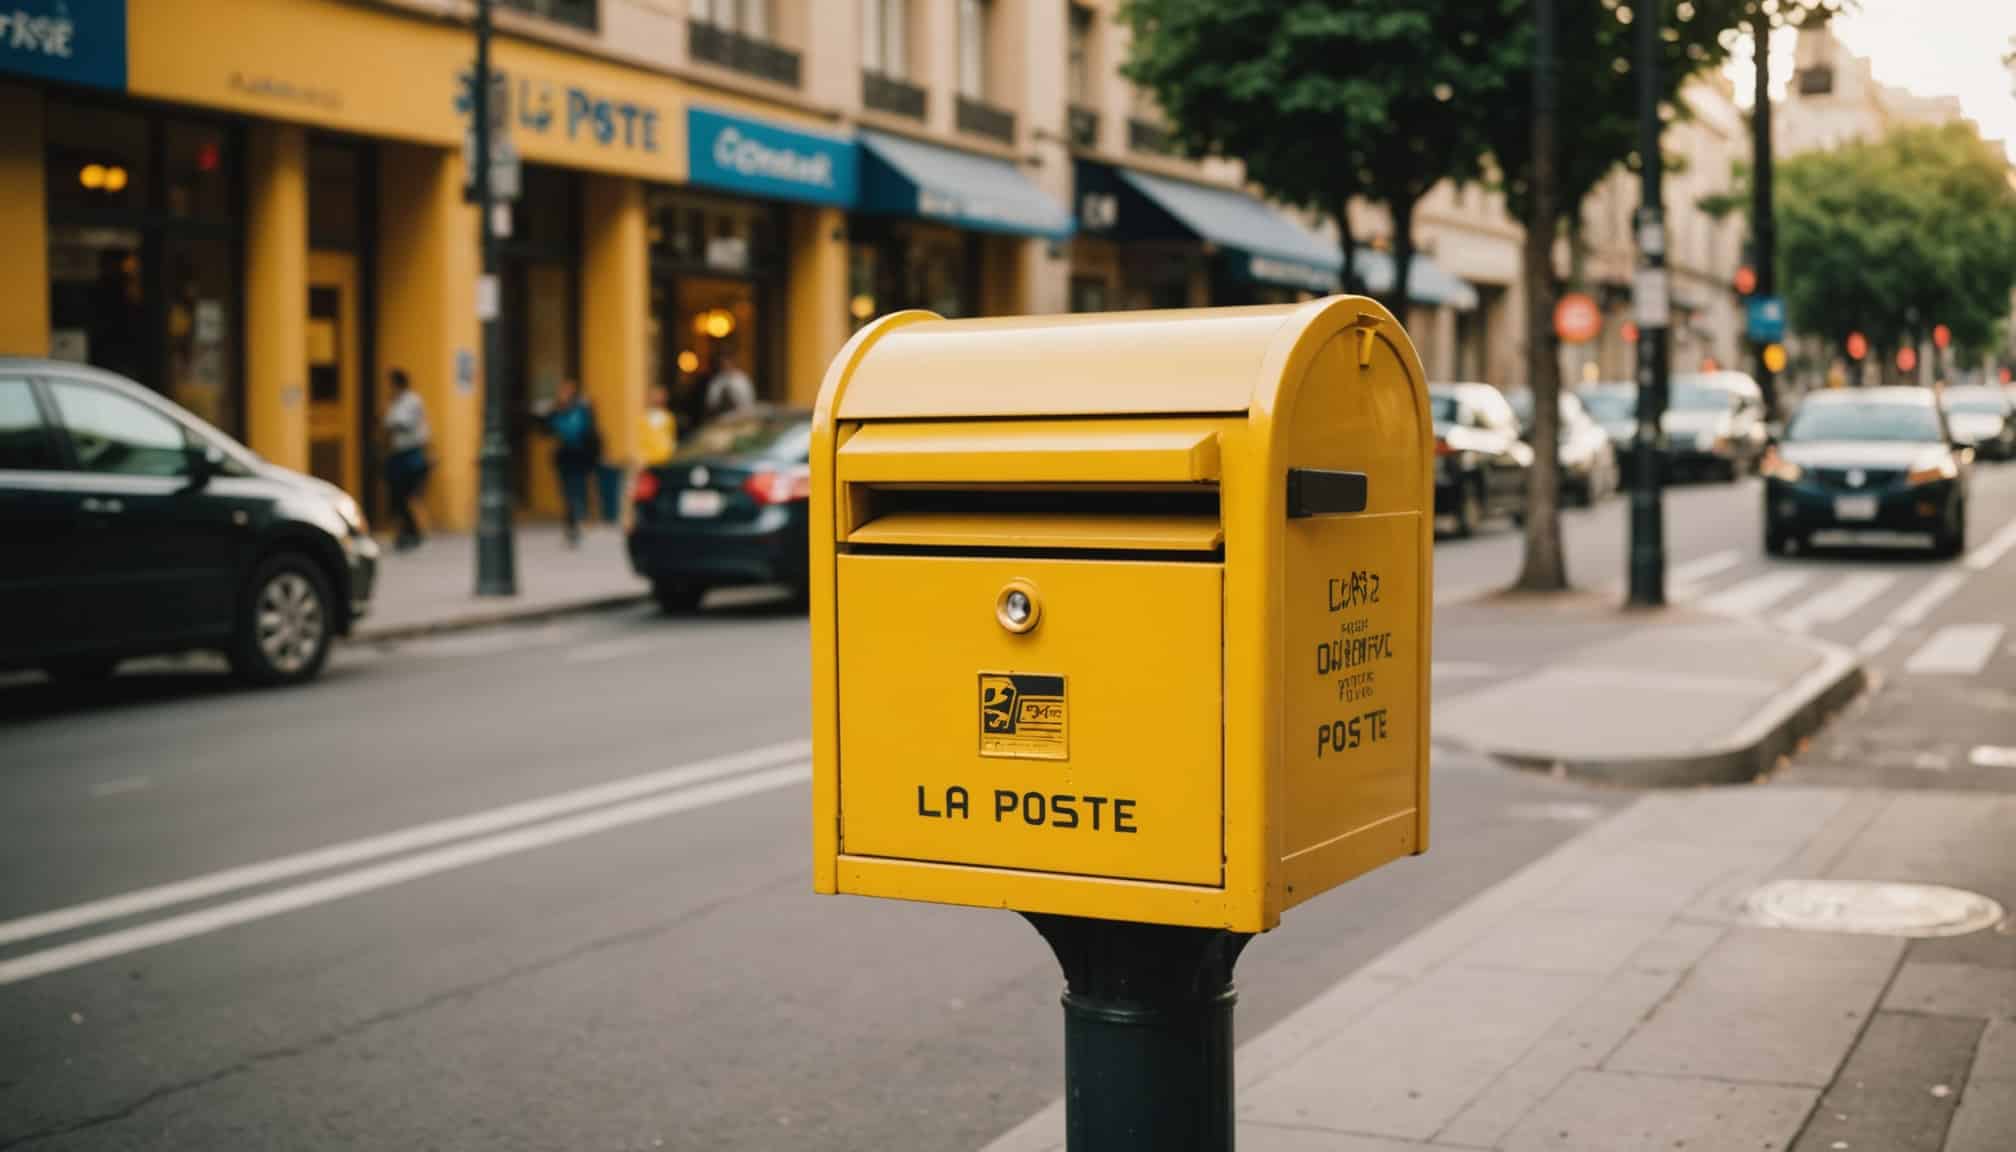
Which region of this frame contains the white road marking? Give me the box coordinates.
[1904,625,2006,676]
[1700,571,1812,619]
[0,740,810,950]
[1857,624,1901,658]
[1889,571,1968,628]
[1776,573,1897,635]
[1431,662,1500,680]
[562,636,657,665]
[1668,549,1745,588]
[1964,516,2016,572]
[1970,746,2016,769]
[0,762,810,987]
[88,777,152,799]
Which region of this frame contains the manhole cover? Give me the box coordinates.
[1743,880,2005,938]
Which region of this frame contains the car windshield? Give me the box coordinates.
[1580,390,1636,422]
[676,413,811,460]
[1430,394,1460,424]
[1786,401,1943,444]
[1670,385,1733,412]
[1944,390,2008,415]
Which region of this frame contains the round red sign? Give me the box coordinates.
[1846,332,1868,361]
[1933,324,1951,350]
[1897,346,1918,373]
[1554,293,1601,345]
[1734,266,1757,296]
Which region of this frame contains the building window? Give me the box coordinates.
[863,0,908,81]
[1067,4,1094,107]
[691,0,768,38]
[688,0,798,86]
[500,0,596,31]
[958,0,989,100]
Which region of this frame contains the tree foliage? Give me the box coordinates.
[1777,122,2016,361]
[1118,0,1519,302]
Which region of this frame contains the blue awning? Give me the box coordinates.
[1353,249,1480,311]
[1115,167,1340,293]
[858,130,1074,239]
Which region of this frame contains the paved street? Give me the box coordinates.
[3,465,2015,1151]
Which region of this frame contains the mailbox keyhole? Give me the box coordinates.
[996,581,1042,634]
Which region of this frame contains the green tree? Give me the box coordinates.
[1118,0,1518,304]
[1777,122,2016,371]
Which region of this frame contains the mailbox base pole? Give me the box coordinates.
[1025,914,1251,1152]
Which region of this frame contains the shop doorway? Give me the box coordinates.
[306,251,361,497]
[657,274,762,434]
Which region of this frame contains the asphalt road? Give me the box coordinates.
[3,461,2014,1151]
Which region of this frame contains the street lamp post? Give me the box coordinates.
[1750,6,1779,419]
[1628,0,1670,607]
[473,0,517,596]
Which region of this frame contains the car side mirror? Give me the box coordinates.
[184,444,222,489]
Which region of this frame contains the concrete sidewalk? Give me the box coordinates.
[1433,594,1864,785]
[351,523,648,642]
[985,786,2016,1152]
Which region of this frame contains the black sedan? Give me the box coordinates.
[1430,383,1533,536]
[627,408,811,612]
[1763,387,1970,557]
[0,359,377,685]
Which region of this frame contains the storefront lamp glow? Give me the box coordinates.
[849,294,876,321]
[704,310,736,339]
[103,167,128,192]
[677,350,700,373]
[79,164,106,189]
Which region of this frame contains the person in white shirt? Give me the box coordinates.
[703,353,758,419]
[382,369,432,550]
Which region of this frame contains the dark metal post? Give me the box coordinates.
[1627,0,1669,607]
[1025,915,1250,1152]
[473,0,517,596]
[1750,7,1778,418]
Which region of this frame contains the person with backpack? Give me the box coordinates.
[381,368,432,550]
[539,377,602,546]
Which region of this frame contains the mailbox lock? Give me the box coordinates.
[995,580,1042,634]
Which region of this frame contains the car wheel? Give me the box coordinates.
[1452,477,1483,538]
[653,579,706,614]
[230,554,334,686]
[42,654,118,686]
[1765,516,1795,556]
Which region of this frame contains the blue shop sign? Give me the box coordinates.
[687,106,856,208]
[0,0,125,90]
[1746,295,1786,343]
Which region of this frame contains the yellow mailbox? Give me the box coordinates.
[810,297,1432,933]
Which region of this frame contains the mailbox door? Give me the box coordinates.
[836,554,1223,887]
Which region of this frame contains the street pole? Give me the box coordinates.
[1750,5,1779,418]
[473,0,517,596]
[1628,0,1669,607]
[1025,915,1249,1152]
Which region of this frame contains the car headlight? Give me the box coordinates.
[334,493,368,536]
[1904,452,1958,488]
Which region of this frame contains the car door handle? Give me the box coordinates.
[81,497,124,514]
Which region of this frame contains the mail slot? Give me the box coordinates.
[810,299,1433,932]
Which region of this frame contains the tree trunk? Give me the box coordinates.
[1516,0,1569,592]
[1330,192,1358,295]
[1387,188,1417,316]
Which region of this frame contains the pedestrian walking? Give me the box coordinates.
[703,353,757,419]
[382,368,432,550]
[641,382,677,467]
[540,378,602,546]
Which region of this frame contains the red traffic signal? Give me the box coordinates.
[1734,266,1757,296]
[1933,324,1951,350]
[1846,332,1868,361]
[1897,346,1918,373]
[1620,321,1639,344]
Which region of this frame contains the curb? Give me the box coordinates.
[345,590,652,646]
[1438,639,1867,788]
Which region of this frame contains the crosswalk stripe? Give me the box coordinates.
[1890,571,1968,628]
[1776,573,1897,634]
[1903,624,2006,676]
[1700,571,1812,618]
[1667,549,1745,588]
[1964,517,2016,572]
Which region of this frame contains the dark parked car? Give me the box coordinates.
[627,407,811,612]
[1941,386,2015,461]
[0,359,377,685]
[1430,383,1533,536]
[1508,389,1619,505]
[1664,372,1770,481]
[1763,387,1970,557]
